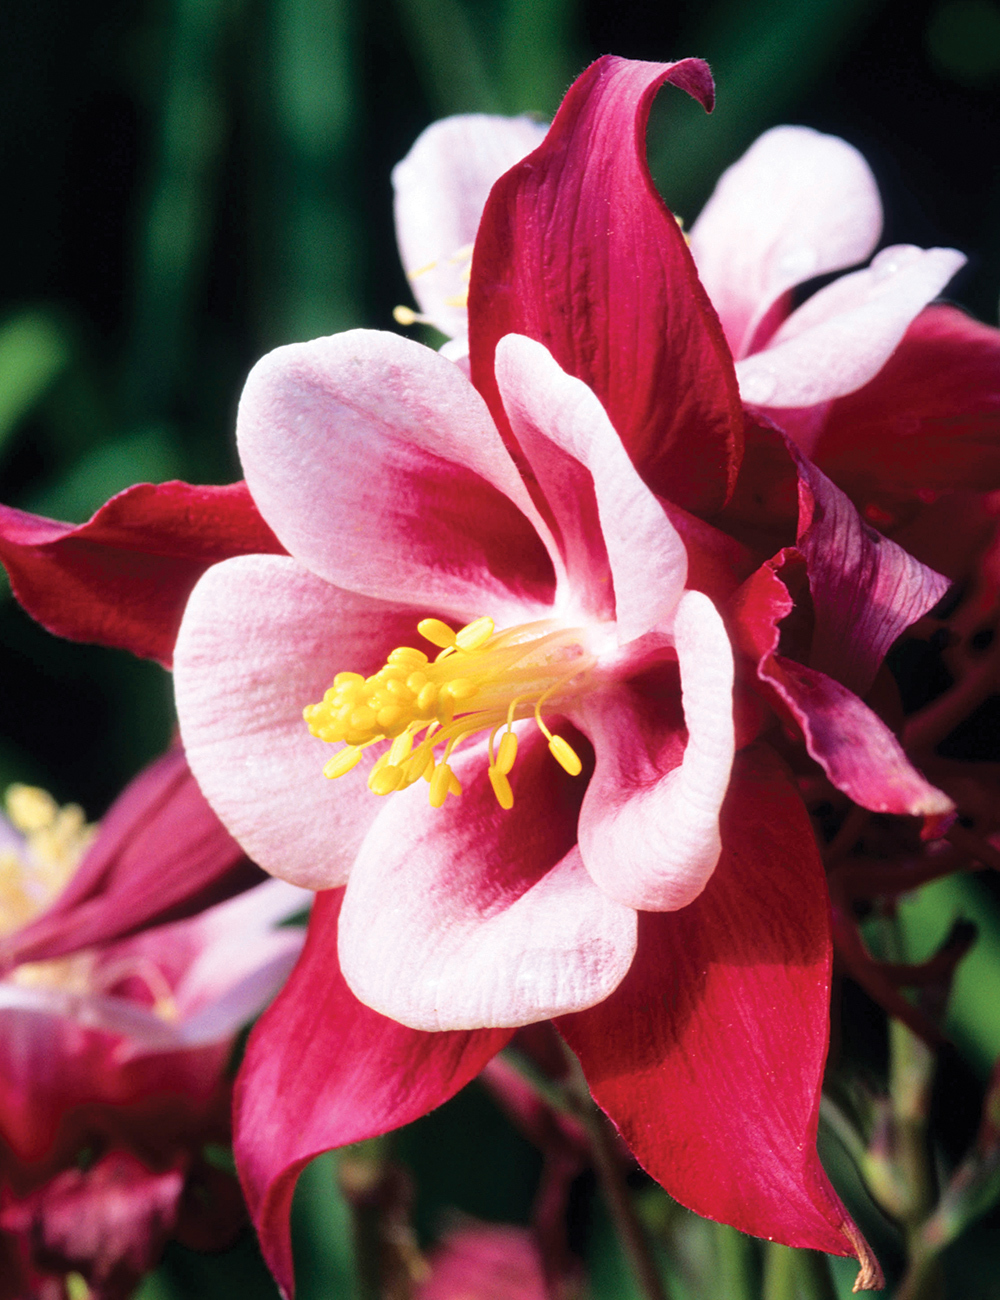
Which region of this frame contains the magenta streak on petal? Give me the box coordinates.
[236,329,557,620]
[495,334,688,642]
[337,726,636,1032]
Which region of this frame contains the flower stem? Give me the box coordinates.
[762,1242,797,1300]
[558,1041,670,1300]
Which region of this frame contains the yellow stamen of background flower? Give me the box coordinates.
[0,785,95,938]
[393,305,435,328]
[304,614,591,811]
[1,785,179,1021]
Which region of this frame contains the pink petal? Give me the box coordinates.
[795,451,950,697]
[738,244,966,407]
[577,590,735,911]
[338,728,636,1031]
[468,55,744,516]
[2,747,261,969]
[732,556,954,835]
[815,304,1000,496]
[690,126,882,358]
[234,888,509,1298]
[0,481,283,666]
[237,329,555,620]
[557,744,882,1290]
[137,879,310,1046]
[174,554,418,890]
[494,334,688,640]
[393,114,548,340]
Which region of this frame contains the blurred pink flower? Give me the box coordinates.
[0,765,307,1298]
[416,1222,551,1300]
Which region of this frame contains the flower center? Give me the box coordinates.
[304,615,594,810]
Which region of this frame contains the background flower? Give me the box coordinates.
[0,763,308,1297]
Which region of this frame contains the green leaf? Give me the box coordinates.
[0,310,73,457]
[897,873,1000,1076]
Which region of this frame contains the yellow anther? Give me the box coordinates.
[408,259,439,280]
[376,704,406,733]
[548,735,583,776]
[369,764,404,796]
[6,785,58,834]
[418,618,456,648]
[443,291,469,309]
[442,678,477,702]
[496,730,518,776]
[429,762,454,808]
[1,785,95,937]
[308,613,594,815]
[455,616,494,651]
[393,305,421,327]
[350,705,378,731]
[388,730,414,766]
[324,747,363,780]
[489,766,514,810]
[388,647,428,667]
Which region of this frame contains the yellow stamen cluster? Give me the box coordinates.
[0,785,179,1020]
[304,614,590,810]
[0,784,95,938]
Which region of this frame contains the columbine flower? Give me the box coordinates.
[160,53,969,1295]
[0,767,308,1296]
[0,53,976,1298]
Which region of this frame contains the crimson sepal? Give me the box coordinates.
[0,481,284,667]
[556,743,883,1291]
[0,746,263,969]
[816,305,1000,499]
[468,55,743,516]
[233,889,511,1299]
[731,555,954,837]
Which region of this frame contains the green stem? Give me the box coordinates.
[559,1042,669,1300]
[762,1242,797,1300]
[125,0,233,418]
[798,1250,839,1300]
[262,0,362,345]
[715,1222,755,1300]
